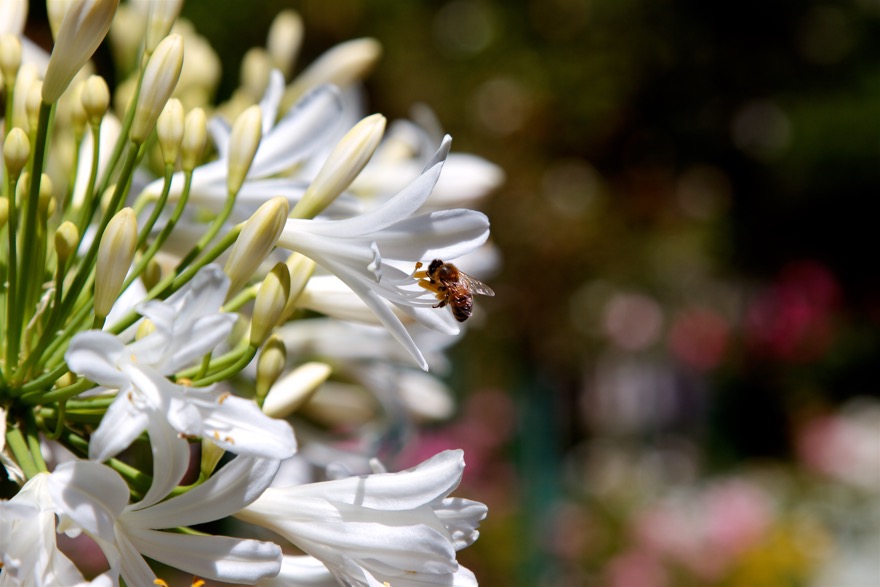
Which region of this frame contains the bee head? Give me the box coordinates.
[427,259,444,276]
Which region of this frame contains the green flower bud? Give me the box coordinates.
[266,10,303,79]
[226,104,262,196]
[255,334,286,401]
[240,47,272,101]
[290,113,385,219]
[131,33,184,144]
[156,98,184,166]
[250,262,291,348]
[224,196,288,297]
[81,74,110,124]
[54,221,80,267]
[144,0,183,55]
[3,127,30,179]
[262,361,332,419]
[95,207,137,319]
[0,34,22,86]
[180,107,207,172]
[281,252,316,321]
[42,0,119,104]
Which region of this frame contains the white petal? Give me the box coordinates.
[251,84,344,178]
[48,461,129,542]
[261,555,336,587]
[88,392,150,462]
[65,331,130,389]
[125,527,282,584]
[133,417,192,510]
[373,209,490,262]
[123,456,279,529]
[285,450,464,509]
[258,69,285,134]
[201,394,297,459]
[433,498,487,550]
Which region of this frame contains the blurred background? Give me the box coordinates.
[181,1,880,586]
[28,0,880,585]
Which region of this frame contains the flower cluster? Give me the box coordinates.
[1,1,500,585]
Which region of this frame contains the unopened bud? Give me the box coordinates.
[240,47,272,101]
[250,262,290,347]
[281,252,316,320]
[180,107,207,172]
[0,34,22,84]
[290,114,385,219]
[262,361,332,419]
[81,74,110,124]
[0,199,7,231]
[63,80,88,138]
[255,335,286,401]
[43,0,119,104]
[156,98,184,166]
[142,257,163,291]
[135,318,155,340]
[54,221,80,266]
[26,81,43,131]
[131,33,184,144]
[282,37,381,111]
[144,0,183,55]
[38,174,55,216]
[266,10,303,79]
[226,104,262,195]
[3,128,30,179]
[224,196,288,297]
[95,207,137,319]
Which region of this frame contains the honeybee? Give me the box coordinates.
[414,259,495,322]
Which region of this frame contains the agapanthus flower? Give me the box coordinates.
[237,450,486,587]
[47,457,282,586]
[65,264,296,463]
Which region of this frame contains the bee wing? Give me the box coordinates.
[460,272,495,297]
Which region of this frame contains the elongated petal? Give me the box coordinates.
[125,527,282,584]
[124,456,279,529]
[261,555,336,587]
[116,530,158,587]
[65,331,129,389]
[274,450,464,509]
[200,394,297,459]
[372,210,490,262]
[133,417,191,510]
[433,497,487,550]
[88,392,150,462]
[48,461,128,542]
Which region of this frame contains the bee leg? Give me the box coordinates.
[433,299,448,309]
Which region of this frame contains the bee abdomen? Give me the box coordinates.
[450,292,473,322]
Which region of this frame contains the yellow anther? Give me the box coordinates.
[154,580,169,587]
[217,392,231,404]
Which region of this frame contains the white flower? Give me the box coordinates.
[143,70,344,217]
[277,137,490,370]
[65,264,296,462]
[237,450,486,587]
[0,473,107,587]
[47,457,283,586]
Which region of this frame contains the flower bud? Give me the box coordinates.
[255,335,286,401]
[281,252,316,320]
[0,34,22,85]
[226,104,262,196]
[142,257,162,291]
[42,0,119,104]
[26,81,42,131]
[180,107,207,172]
[224,196,288,297]
[130,33,184,144]
[156,98,184,166]
[262,361,332,419]
[81,74,110,124]
[266,10,303,79]
[282,37,381,111]
[54,221,80,267]
[250,262,291,347]
[3,127,30,179]
[61,80,88,138]
[144,0,183,55]
[0,198,7,232]
[290,113,385,219]
[136,318,155,340]
[38,174,55,216]
[240,47,272,101]
[95,207,137,319]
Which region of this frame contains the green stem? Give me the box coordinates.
[175,189,237,273]
[4,422,39,479]
[191,345,258,387]
[23,408,48,472]
[4,175,20,378]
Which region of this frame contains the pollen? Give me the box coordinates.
[218,391,231,404]
[177,377,193,387]
[192,579,206,587]
[153,580,169,587]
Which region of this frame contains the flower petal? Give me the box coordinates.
[48,461,129,542]
[88,392,150,462]
[65,331,130,389]
[125,527,282,584]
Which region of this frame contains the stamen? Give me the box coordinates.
[217,391,231,404]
